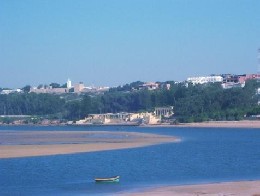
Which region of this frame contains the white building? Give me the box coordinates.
[221,82,245,89]
[67,79,72,89]
[139,82,159,90]
[187,76,223,85]
[0,89,23,95]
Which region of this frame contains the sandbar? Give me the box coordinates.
[123,180,260,196]
[0,131,179,159]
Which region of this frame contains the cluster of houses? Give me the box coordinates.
[75,106,174,125]
[29,79,109,94]
[1,73,260,95]
[187,73,260,89]
[0,79,110,95]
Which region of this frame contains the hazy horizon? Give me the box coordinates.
[1,0,260,88]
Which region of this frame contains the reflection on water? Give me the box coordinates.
[0,126,260,195]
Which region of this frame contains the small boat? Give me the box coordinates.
[95,175,120,183]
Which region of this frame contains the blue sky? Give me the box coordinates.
[1,0,260,88]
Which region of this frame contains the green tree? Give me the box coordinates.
[22,85,31,93]
[50,83,61,88]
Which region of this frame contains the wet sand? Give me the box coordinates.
[0,131,179,159]
[123,181,260,196]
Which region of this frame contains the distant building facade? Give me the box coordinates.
[0,89,23,95]
[139,82,159,90]
[221,82,245,89]
[76,106,174,125]
[186,73,260,89]
[187,76,223,84]
[221,74,260,89]
[74,82,85,93]
[27,79,109,95]
[154,106,174,117]
[30,86,68,94]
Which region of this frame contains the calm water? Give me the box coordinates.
[0,125,260,195]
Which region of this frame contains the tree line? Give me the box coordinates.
[0,80,259,123]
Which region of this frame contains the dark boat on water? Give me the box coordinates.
[95,175,120,183]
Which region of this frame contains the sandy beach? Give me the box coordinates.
[147,120,260,128]
[178,120,260,128]
[123,181,260,196]
[0,131,179,159]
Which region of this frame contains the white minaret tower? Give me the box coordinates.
[67,78,72,89]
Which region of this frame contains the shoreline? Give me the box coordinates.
[0,131,179,159]
[143,120,260,128]
[123,180,260,196]
[1,120,259,128]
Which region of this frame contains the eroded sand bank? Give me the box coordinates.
[0,131,179,159]
[123,181,260,196]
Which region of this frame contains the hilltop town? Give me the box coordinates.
[1,73,260,95]
[0,73,260,126]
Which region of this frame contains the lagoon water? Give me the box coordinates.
[0,125,260,195]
